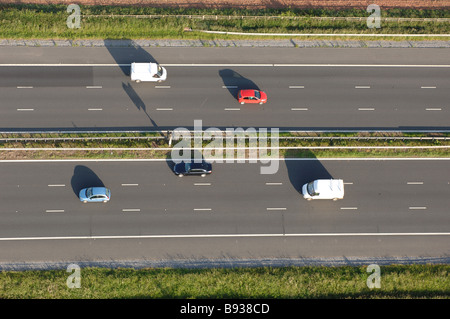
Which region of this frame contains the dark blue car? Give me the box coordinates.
[173,160,212,177]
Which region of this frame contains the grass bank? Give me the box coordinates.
[1,264,449,299]
[0,4,448,41]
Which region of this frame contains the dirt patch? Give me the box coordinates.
[1,0,449,9]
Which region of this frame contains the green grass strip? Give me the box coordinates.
[0,4,448,40]
[1,265,448,298]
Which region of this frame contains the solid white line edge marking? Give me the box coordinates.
[3,64,450,68]
[1,158,450,162]
[1,232,449,241]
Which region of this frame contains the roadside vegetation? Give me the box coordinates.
[0,4,448,41]
[1,264,448,298]
[0,132,448,160]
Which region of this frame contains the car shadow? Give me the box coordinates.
[70,165,105,198]
[284,150,333,194]
[219,69,260,101]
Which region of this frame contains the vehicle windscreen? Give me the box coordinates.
[307,182,318,196]
[157,65,163,76]
[86,188,93,197]
[254,90,261,99]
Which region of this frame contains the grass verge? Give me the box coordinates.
[0,4,448,40]
[1,265,448,298]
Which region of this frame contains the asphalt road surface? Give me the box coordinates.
[0,47,449,131]
[0,159,448,265]
[0,46,449,267]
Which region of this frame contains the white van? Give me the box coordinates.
[131,62,167,83]
[302,179,344,201]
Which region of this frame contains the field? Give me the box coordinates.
[0,0,448,9]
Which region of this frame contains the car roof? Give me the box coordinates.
[240,89,258,97]
[189,162,207,168]
[90,187,109,195]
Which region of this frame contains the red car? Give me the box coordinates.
[238,89,267,104]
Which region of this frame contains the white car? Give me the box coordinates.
[302,179,344,201]
[130,62,167,83]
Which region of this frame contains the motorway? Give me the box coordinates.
[0,47,449,131]
[0,46,449,266]
[0,159,449,264]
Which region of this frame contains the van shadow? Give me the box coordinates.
[105,39,162,132]
[284,150,333,193]
[104,39,159,76]
[70,165,105,198]
[219,69,260,101]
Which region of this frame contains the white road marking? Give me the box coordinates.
[291,108,308,111]
[407,182,424,185]
[355,86,371,89]
[16,109,34,111]
[156,108,173,111]
[194,208,212,211]
[88,108,103,111]
[340,207,358,210]
[1,158,450,163]
[48,184,66,187]
[425,108,442,111]
[358,108,375,111]
[222,85,238,89]
[194,183,211,186]
[121,183,139,186]
[421,86,436,89]
[86,86,102,89]
[266,207,287,211]
[122,208,141,212]
[155,86,171,89]
[344,182,354,185]
[289,86,305,89]
[224,108,240,111]
[45,210,64,213]
[16,86,33,89]
[265,182,283,185]
[409,207,427,210]
[2,232,450,241]
[3,63,450,68]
